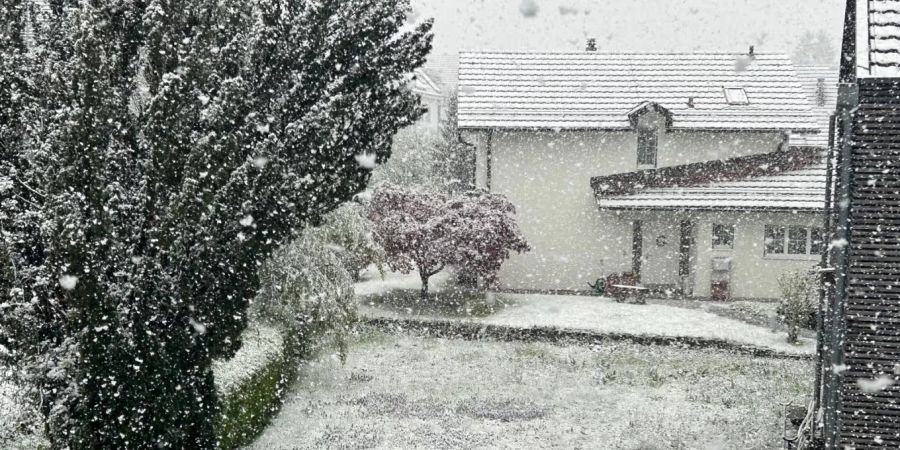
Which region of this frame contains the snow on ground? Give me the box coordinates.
[213,322,284,395]
[356,272,815,356]
[353,269,450,297]
[251,329,812,449]
[481,294,815,356]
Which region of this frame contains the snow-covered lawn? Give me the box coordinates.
[357,272,815,356]
[251,329,812,449]
[481,294,815,356]
[353,269,451,297]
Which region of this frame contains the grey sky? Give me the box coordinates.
[412,0,845,58]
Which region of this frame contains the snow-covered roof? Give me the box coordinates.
[423,53,459,91]
[457,51,820,132]
[596,164,827,211]
[593,148,828,211]
[857,0,900,77]
[411,69,443,99]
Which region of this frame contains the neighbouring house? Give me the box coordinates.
[458,50,833,300]
[410,69,447,130]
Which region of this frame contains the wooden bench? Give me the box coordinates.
[609,284,649,305]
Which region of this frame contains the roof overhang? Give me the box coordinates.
[591,147,826,212]
[456,125,821,133]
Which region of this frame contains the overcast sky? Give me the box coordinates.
[411,0,845,58]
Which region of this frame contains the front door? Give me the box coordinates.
[640,220,680,287]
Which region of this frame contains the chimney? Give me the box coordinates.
[687,97,695,108]
[816,78,827,107]
[586,38,597,52]
[748,45,755,57]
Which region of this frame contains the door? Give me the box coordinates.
[640,219,680,286]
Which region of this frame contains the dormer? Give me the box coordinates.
[627,102,672,169]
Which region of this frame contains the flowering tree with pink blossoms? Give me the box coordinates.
[368,185,529,297]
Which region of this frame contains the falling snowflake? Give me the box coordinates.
[188,318,207,335]
[559,5,579,16]
[519,0,539,18]
[252,156,269,169]
[857,375,894,394]
[829,238,849,250]
[59,275,78,291]
[240,215,254,227]
[734,55,753,72]
[355,153,377,169]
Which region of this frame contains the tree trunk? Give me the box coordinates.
[420,270,430,299]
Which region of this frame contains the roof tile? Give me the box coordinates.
[458,52,819,132]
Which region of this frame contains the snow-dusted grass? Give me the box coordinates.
[251,329,812,449]
[481,294,816,356]
[356,272,815,356]
[353,269,450,297]
[213,322,284,396]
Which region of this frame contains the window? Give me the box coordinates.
[724,87,749,105]
[787,226,808,254]
[765,226,825,258]
[765,226,785,255]
[637,125,658,167]
[712,224,734,249]
[810,228,826,254]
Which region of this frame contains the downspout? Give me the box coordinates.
[813,113,837,431]
[823,1,858,446]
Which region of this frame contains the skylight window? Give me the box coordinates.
[724,87,749,105]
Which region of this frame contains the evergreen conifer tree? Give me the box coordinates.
[0,1,431,447]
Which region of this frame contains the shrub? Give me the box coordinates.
[777,270,818,343]
[254,233,358,360]
[314,203,386,281]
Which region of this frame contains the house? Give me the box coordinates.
[457,50,831,300]
[410,69,447,130]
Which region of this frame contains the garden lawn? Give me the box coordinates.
[359,287,815,356]
[481,293,816,356]
[251,329,812,450]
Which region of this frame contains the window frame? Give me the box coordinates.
[711,224,735,250]
[763,225,825,260]
[636,124,658,169]
[723,87,750,105]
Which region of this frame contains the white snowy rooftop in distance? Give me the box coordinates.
[457,52,819,131]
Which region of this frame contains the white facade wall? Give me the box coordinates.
[468,127,820,299]
[414,94,445,130]
[689,211,824,299]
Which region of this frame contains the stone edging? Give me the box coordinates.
[363,316,814,360]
